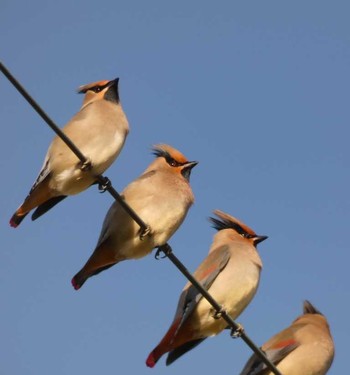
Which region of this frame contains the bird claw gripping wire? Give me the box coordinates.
[155,249,167,260]
[80,158,93,172]
[155,243,172,259]
[212,307,226,320]
[98,176,112,193]
[139,225,151,241]
[230,323,244,339]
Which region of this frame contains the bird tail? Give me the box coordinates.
[146,317,183,368]
[9,209,29,228]
[9,178,53,228]
[71,263,116,291]
[146,347,163,368]
[71,270,88,291]
[9,195,67,228]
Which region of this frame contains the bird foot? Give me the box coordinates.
[98,176,112,193]
[212,307,226,320]
[230,323,244,338]
[80,158,93,172]
[139,225,152,241]
[155,243,172,259]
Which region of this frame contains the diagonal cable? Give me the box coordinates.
[0,61,150,238]
[2,61,282,374]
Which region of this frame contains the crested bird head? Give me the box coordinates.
[77,78,120,107]
[152,144,198,182]
[210,209,268,246]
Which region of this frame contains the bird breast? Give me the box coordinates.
[192,257,261,337]
[272,342,334,375]
[49,101,128,195]
[75,101,129,174]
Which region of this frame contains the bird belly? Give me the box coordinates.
[51,167,93,195]
[145,202,190,246]
[50,130,126,195]
[272,342,334,375]
[106,204,187,262]
[190,264,260,337]
[84,130,126,175]
[117,237,155,260]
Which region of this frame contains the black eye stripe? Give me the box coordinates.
[152,148,186,167]
[89,82,111,93]
[166,157,183,167]
[90,86,102,93]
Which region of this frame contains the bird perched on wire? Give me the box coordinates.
[239,300,334,375]
[71,144,197,290]
[10,78,129,227]
[146,210,267,367]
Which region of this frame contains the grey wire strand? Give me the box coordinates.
[2,61,282,375]
[157,244,283,375]
[0,61,149,236]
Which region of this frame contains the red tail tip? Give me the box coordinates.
[146,353,156,368]
[71,277,80,291]
[9,218,18,228]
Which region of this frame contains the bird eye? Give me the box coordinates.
[92,87,102,93]
[166,157,179,167]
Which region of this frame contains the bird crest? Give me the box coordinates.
[303,300,322,316]
[210,210,257,237]
[152,144,189,165]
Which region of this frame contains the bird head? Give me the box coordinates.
[293,300,331,331]
[152,144,198,182]
[77,78,120,107]
[209,209,268,246]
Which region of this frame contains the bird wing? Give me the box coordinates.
[31,195,67,220]
[239,329,299,375]
[166,338,206,366]
[28,155,51,195]
[173,245,231,335]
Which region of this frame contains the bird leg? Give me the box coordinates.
[139,225,152,241]
[155,243,172,259]
[98,176,112,193]
[212,306,226,320]
[230,323,245,338]
[79,158,93,172]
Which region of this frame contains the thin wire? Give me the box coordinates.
[2,61,282,374]
[0,61,149,237]
[157,244,283,375]
[0,62,88,163]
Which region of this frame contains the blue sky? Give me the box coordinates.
[1,1,349,374]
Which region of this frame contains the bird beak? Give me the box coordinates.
[107,78,119,88]
[184,161,198,170]
[181,161,198,182]
[254,235,268,245]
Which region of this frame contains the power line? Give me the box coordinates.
[1,61,282,375]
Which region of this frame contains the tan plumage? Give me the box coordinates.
[71,144,197,290]
[146,210,268,367]
[239,300,334,375]
[10,78,129,227]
